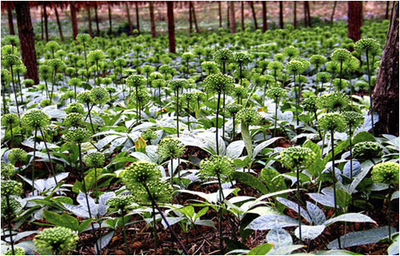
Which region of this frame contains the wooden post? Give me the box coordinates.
[94,2,100,37]
[249,1,258,30]
[135,1,140,33]
[43,3,49,41]
[348,1,363,41]
[241,1,245,31]
[87,4,93,37]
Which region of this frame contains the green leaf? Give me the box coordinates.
[178,206,195,219]
[78,218,94,233]
[241,122,253,160]
[246,214,298,230]
[295,225,326,241]
[352,131,376,144]
[72,181,85,194]
[194,207,209,221]
[43,210,80,231]
[247,243,273,255]
[336,188,352,209]
[323,139,350,166]
[52,196,73,206]
[324,213,376,226]
[231,171,269,194]
[266,228,292,247]
[160,126,177,134]
[226,140,245,159]
[261,168,287,194]
[233,156,250,168]
[388,234,399,255]
[303,140,324,177]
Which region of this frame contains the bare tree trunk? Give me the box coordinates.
[41,7,44,40]
[125,2,133,36]
[303,1,308,27]
[135,1,140,33]
[262,1,268,32]
[94,2,100,37]
[294,1,297,28]
[241,1,245,31]
[218,2,222,28]
[54,6,64,41]
[43,3,49,41]
[348,1,363,42]
[227,1,230,28]
[307,1,312,27]
[7,3,15,35]
[70,1,79,40]
[279,1,284,29]
[249,1,258,30]
[87,4,93,38]
[167,1,176,53]
[385,1,390,19]
[373,1,399,136]
[192,2,200,33]
[15,1,39,84]
[331,1,337,26]
[230,1,237,33]
[108,4,113,35]
[189,2,193,36]
[150,2,156,38]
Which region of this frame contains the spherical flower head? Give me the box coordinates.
[1,45,13,55]
[4,247,25,255]
[302,95,318,112]
[1,162,16,178]
[3,35,20,46]
[68,77,82,87]
[168,78,189,91]
[274,53,285,62]
[76,33,91,44]
[344,56,361,73]
[134,180,174,204]
[213,48,234,64]
[1,113,19,128]
[1,196,22,216]
[121,161,161,188]
[157,137,185,160]
[34,227,79,255]
[283,46,300,59]
[181,92,196,104]
[114,58,127,67]
[130,89,150,107]
[353,141,383,160]
[90,86,110,105]
[268,61,284,72]
[39,65,52,80]
[21,109,51,131]
[200,155,235,177]
[1,180,23,196]
[286,60,304,74]
[1,69,11,84]
[317,92,350,112]
[84,152,105,168]
[342,111,364,129]
[355,38,381,54]
[326,61,340,74]
[201,61,220,74]
[234,51,252,65]
[232,86,247,99]
[371,162,399,185]
[331,48,352,63]
[310,54,328,67]
[65,102,84,114]
[2,54,22,68]
[88,50,106,63]
[204,73,235,94]
[266,87,287,102]
[46,41,60,52]
[133,44,143,52]
[141,129,158,141]
[280,146,316,170]
[226,103,242,117]
[318,113,347,132]
[106,195,135,211]
[182,52,194,61]
[63,113,84,128]
[7,148,27,165]
[40,99,54,108]
[316,72,331,83]
[125,75,146,89]
[46,59,66,71]
[332,78,349,91]
[77,91,94,105]
[64,127,92,144]
[236,108,262,125]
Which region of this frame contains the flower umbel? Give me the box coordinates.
[34,227,79,255]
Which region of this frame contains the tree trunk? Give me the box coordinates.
[249,1,258,30]
[331,1,337,26]
[150,2,156,38]
[348,1,363,42]
[306,1,312,27]
[125,2,133,36]
[94,2,100,37]
[192,2,200,33]
[135,1,140,33]
[41,7,44,40]
[108,4,113,35]
[385,1,390,19]
[167,1,176,53]
[43,3,49,41]
[262,1,268,32]
[227,1,230,28]
[373,1,399,136]
[230,1,237,33]
[294,1,297,28]
[189,2,193,35]
[218,2,222,27]
[15,1,39,85]
[70,1,79,40]
[279,1,284,29]
[303,1,308,27]
[87,5,93,38]
[54,6,64,41]
[241,1,245,31]
[7,3,15,35]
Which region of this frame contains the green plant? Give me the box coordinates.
[157,137,185,186]
[214,48,234,74]
[266,87,287,137]
[34,227,79,255]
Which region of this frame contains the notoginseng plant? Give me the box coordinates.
[1,180,23,255]
[310,54,328,75]
[226,103,242,140]
[213,48,234,74]
[128,88,150,126]
[182,52,194,78]
[266,87,288,138]
[126,75,147,126]
[121,161,187,254]
[199,155,235,253]
[268,61,284,87]
[204,73,234,154]
[353,141,383,165]
[233,51,251,86]
[286,60,304,125]
[83,152,105,195]
[331,48,352,92]
[2,54,22,116]
[280,146,316,242]
[1,69,11,114]
[315,72,331,95]
[88,50,106,86]
[168,78,189,137]
[46,58,66,101]
[76,33,92,82]
[355,38,381,134]
[371,162,399,240]
[157,137,185,186]
[181,92,196,131]
[34,227,79,255]
[1,113,20,146]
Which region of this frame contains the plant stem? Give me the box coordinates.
[388,184,392,240]
[6,196,15,255]
[366,50,374,135]
[39,128,58,185]
[217,173,225,253]
[330,130,341,249]
[296,166,302,242]
[32,129,38,191]
[2,81,8,114]
[222,92,226,138]
[216,92,221,155]
[274,99,278,138]
[121,210,129,254]
[232,115,236,140]
[176,88,180,137]
[10,67,21,117]
[152,202,158,253]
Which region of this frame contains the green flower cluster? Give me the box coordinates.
[64,127,92,144]
[168,78,189,91]
[90,86,110,104]
[342,111,364,129]
[40,99,54,107]
[353,141,383,160]
[268,61,284,72]
[84,152,105,168]
[2,54,22,68]
[106,194,135,211]
[355,38,381,54]
[63,113,84,128]
[126,75,147,88]
[1,162,16,178]
[77,91,94,105]
[201,61,220,75]
[286,60,304,74]
[65,102,84,114]
[200,155,235,176]
[213,49,234,64]
[331,48,352,63]
[234,51,251,65]
[232,86,247,99]
[302,95,318,112]
[226,103,242,117]
[371,162,399,185]
[317,92,349,112]
[283,46,300,59]
[318,113,348,132]
[316,72,331,83]
[4,247,25,255]
[204,73,235,94]
[7,148,27,164]
[46,41,60,53]
[121,161,161,188]
[310,54,328,68]
[142,129,158,141]
[76,33,91,44]
[34,227,79,255]
[280,146,316,170]
[1,196,22,216]
[46,59,66,71]
[88,50,106,62]
[236,108,262,125]
[1,69,11,84]
[1,180,23,196]
[157,137,185,160]
[266,87,287,101]
[21,109,51,130]
[133,180,174,204]
[1,113,19,128]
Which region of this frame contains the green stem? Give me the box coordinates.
[331,131,341,249]
[39,128,58,185]
[121,210,129,254]
[32,129,38,191]
[296,166,302,242]
[217,173,225,253]
[216,92,221,155]
[366,50,374,135]
[176,88,180,137]
[388,184,392,240]
[6,196,15,255]
[152,202,158,253]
